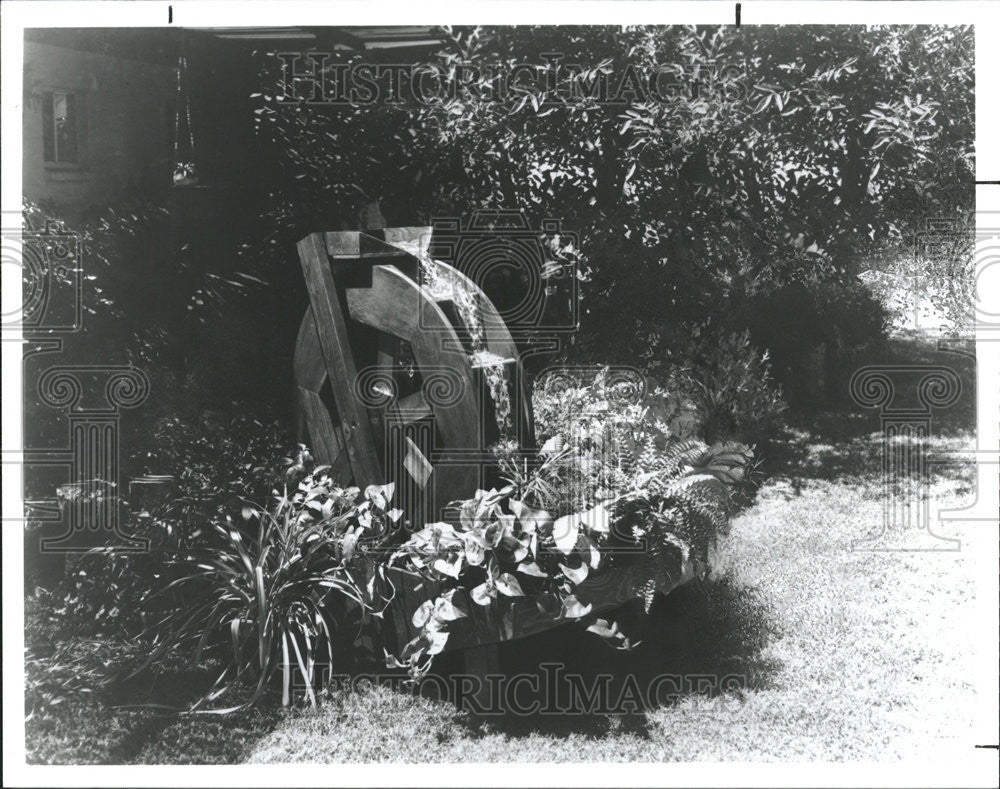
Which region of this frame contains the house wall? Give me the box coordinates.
[23,40,176,220]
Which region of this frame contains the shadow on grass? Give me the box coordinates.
[760,334,976,485]
[430,573,779,740]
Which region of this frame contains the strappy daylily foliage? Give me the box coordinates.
[136,453,403,711]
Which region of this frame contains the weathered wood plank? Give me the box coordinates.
[401,436,434,490]
[462,642,500,709]
[294,311,353,482]
[293,310,327,393]
[382,226,432,253]
[326,230,415,260]
[346,264,483,509]
[324,231,421,285]
[344,267,420,342]
[296,386,352,480]
[383,567,417,656]
[365,331,397,461]
[391,390,434,424]
[297,233,383,485]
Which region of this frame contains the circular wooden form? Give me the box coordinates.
[293,233,533,511]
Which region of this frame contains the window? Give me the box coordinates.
[42,91,81,164]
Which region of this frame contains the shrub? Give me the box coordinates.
[813,278,891,352]
[136,411,293,547]
[250,25,972,372]
[664,329,787,445]
[22,198,274,365]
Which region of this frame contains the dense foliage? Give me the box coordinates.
[249,25,973,362]
[136,455,404,710]
[25,412,292,636]
[22,25,974,717]
[386,369,752,679]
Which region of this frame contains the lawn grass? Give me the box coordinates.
[26,335,993,764]
[244,447,988,762]
[245,336,991,762]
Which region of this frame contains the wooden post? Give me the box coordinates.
[297,233,383,485]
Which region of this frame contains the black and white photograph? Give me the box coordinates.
[2,2,998,785]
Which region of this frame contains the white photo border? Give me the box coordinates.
[3,2,998,786]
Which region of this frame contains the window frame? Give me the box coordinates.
[42,89,87,169]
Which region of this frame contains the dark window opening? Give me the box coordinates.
[43,91,79,164]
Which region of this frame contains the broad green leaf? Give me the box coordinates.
[558,561,589,585]
[552,513,580,555]
[509,499,553,534]
[579,533,602,569]
[434,590,468,621]
[431,554,463,579]
[471,582,493,606]
[517,560,548,577]
[561,595,593,619]
[495,573,524,597]
[586,618,620,638]
[464,538,486,566]
[412,599,434,628]
[426,630,449,656]
[579,502,611,535]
